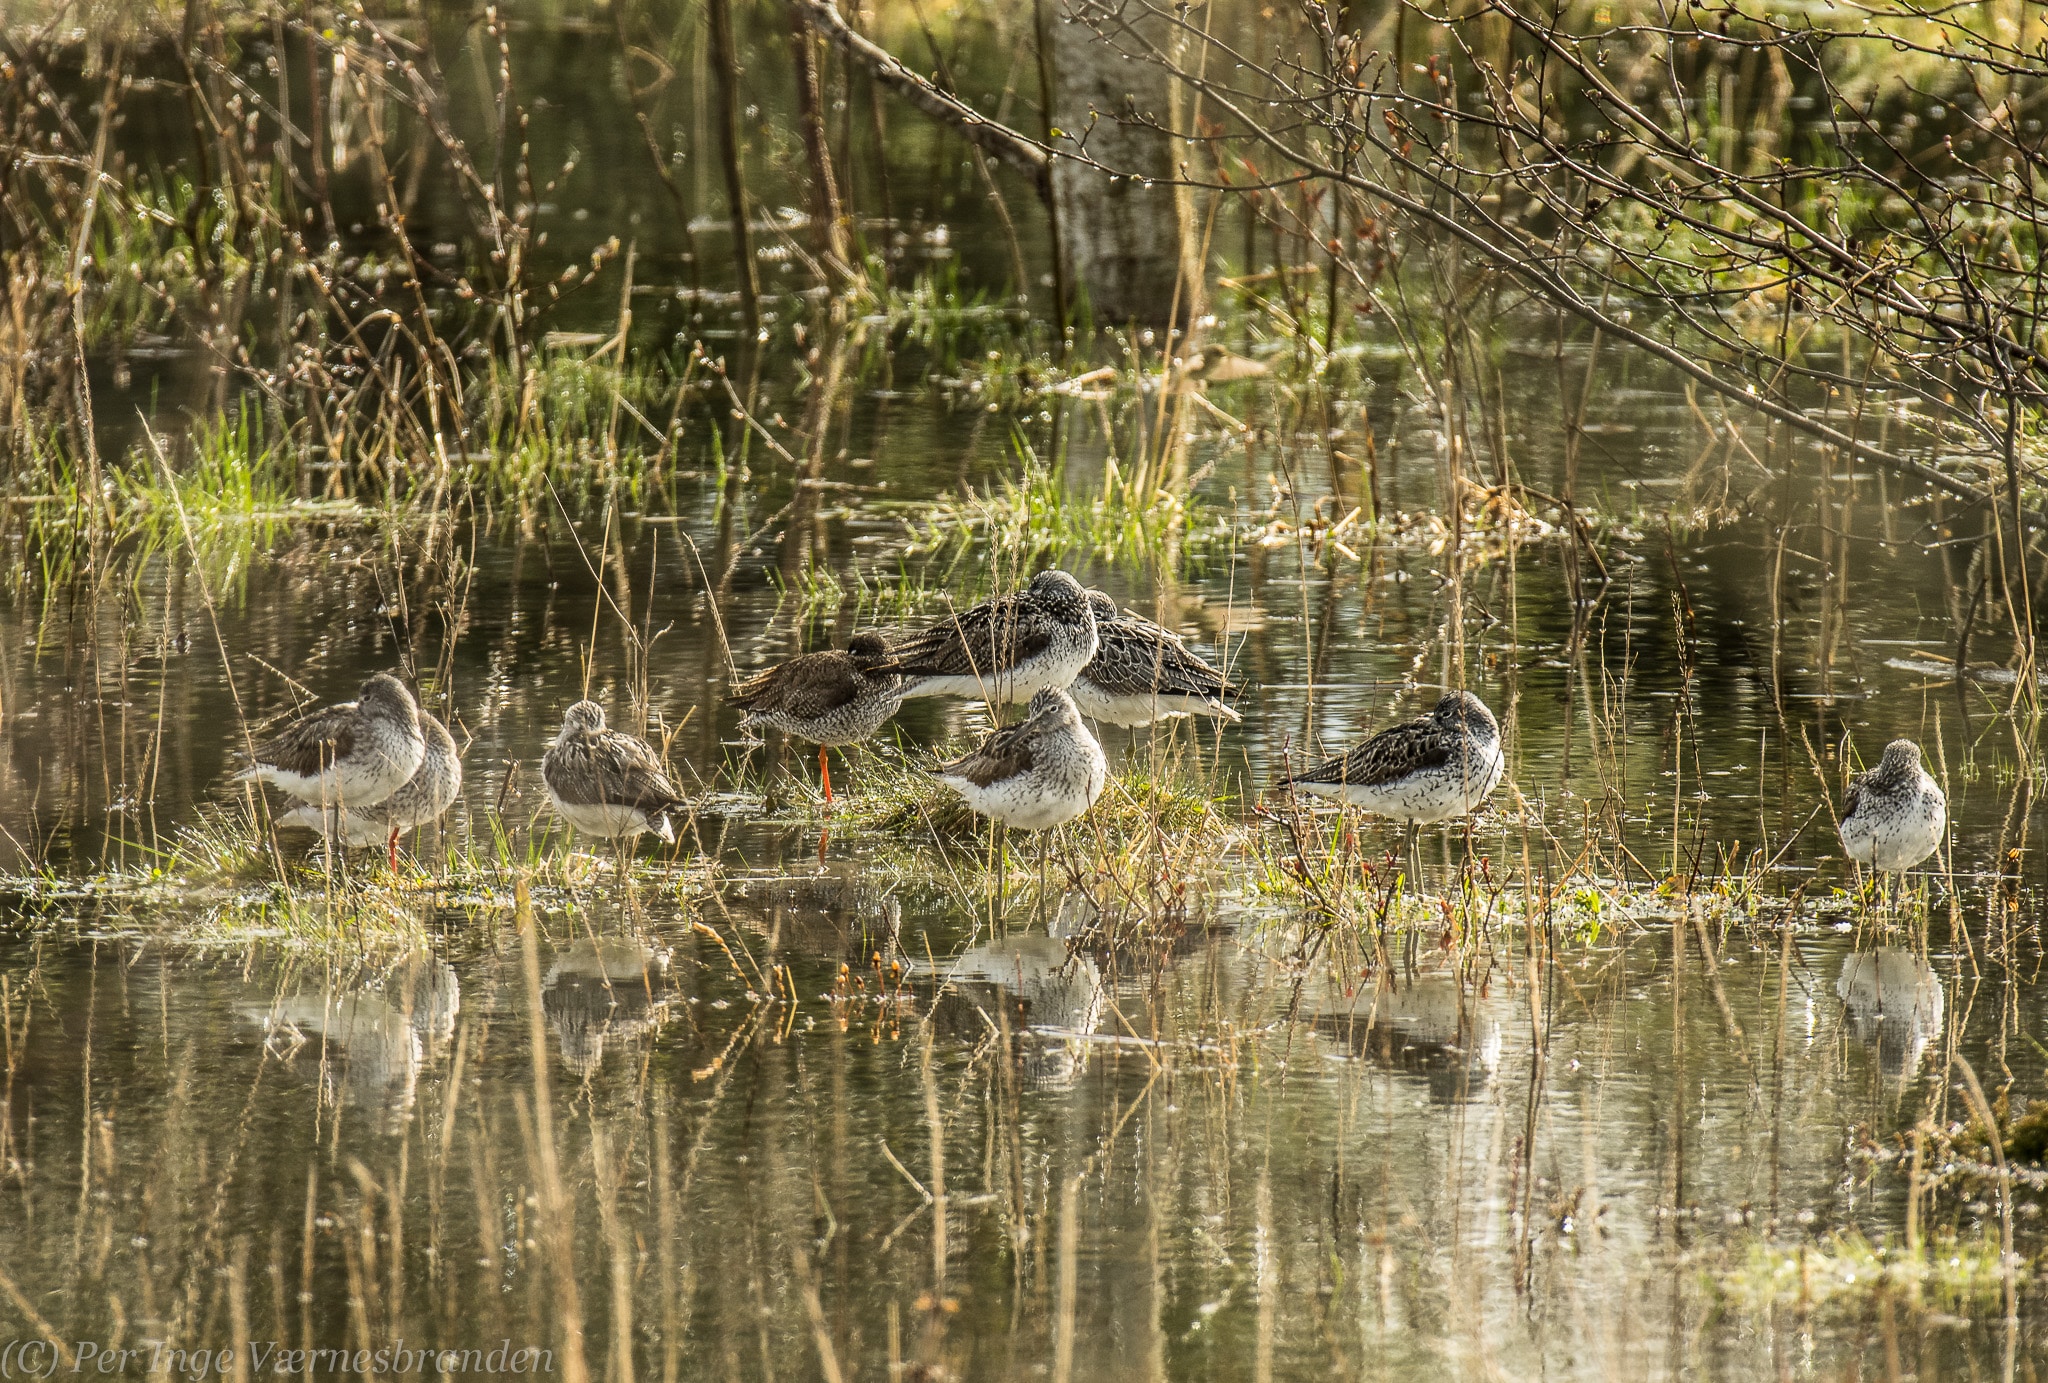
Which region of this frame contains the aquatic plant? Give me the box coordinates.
[1721,1229,2021,1314]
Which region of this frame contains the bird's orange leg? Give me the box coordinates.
[388,827,401,873]
[820,746,834,804]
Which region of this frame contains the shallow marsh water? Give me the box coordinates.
[4,340,2044,1377]
[3,15,2047,1383]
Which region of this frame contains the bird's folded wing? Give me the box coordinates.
[937,713,1045,787]
[1293,718,1451,787]
[887,604,1051,676]
[729,657,863,719]
[254,705,358,775]
[1840,778,1865,822]
[548,737,681,810]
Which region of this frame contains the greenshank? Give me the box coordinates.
[882,570,1099,706]
[280,710,461,869]
[1280,691,1504,868]
[1069,589,1240,726]
[933,686,1108,832]
[240,673,425,814]
[542,701,688,844]
[1838,738,1945,876]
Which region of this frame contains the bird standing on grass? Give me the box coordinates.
[882,570,1100,706]
[1068,589,1240,727]
[727,632,904,803]
[1838,739,1946,892]
[933,687,1108,832]
[280,710,462,871]
[239,673,427,843]
[933,686,1109,908]
[542,701,688,845]
[1278,690,1505,872]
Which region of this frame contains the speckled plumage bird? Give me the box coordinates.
[933,686,1107,832]
[542,701,688,844]
[881,570,1099,706]
[281,711,462,869]
[727,632,903,801]
[1068,590,1240,727]
[1281,692,1504,846]
[239,673,425,816]
[1838,739,1945,875]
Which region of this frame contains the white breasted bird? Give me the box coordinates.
[1838,738,1946,875]
[1068,589,1240,727]
[239,673,426,815]
[542,701,688,845]
[881,570,1099,706]
[280,710,462,870]
[1281,691,1504,824]
[933,686,1108,832]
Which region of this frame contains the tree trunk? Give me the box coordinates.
[1048,4,1191,328]
[788,0,1192,328]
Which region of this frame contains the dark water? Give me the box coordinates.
[3,13,2046,1383]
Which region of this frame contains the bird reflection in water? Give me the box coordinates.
[541,938,675,1078]
[716,869,902,959]
[1310,970,1502,1103]
[251,953,460,1134]
[926,934,1105,1092]
[1837,947,1945,1082]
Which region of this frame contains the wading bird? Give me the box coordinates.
[933,686,1108,833]
[1068,590,1240,727]
[727,632,904,803]
[281,710,462,870]
[882,570,1099,706]
[1838,738,1946,897]
[1279,691,1505,871]
[239,673,426,826]
[933,686,1109,906]
[542,701,688,845]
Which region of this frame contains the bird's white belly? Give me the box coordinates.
[1301,747,1502,824]
[553,799,659,841]
[941,747,1105,832]
[260,753,411,809]
[1069,685,1238,728]
[1068,684,1186,727]
[942,778,1076,831]
[908,645,1091,706]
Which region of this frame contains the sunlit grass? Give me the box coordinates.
[905,435,1234,568]
[14,344,687,539]
[0,797,721,944]
[110,411,301,525]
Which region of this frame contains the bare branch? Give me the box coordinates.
[786,0,1050,196]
